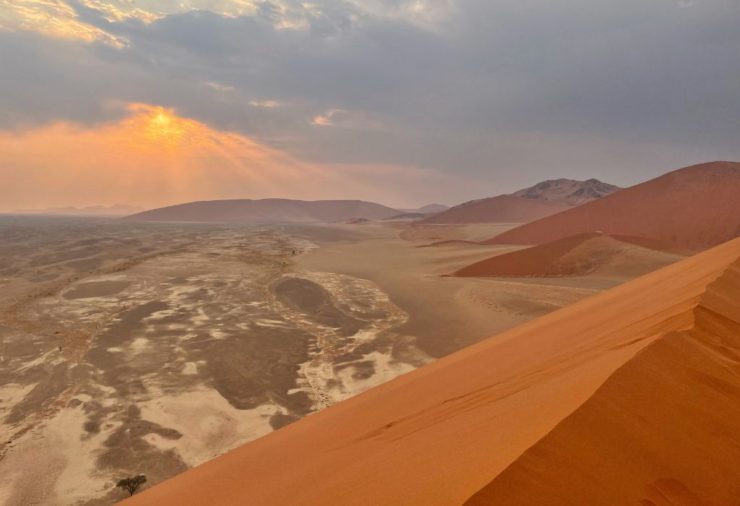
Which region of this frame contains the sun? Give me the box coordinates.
[145,108,186,142]
[115,104,200,154]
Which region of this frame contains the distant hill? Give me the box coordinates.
[512,178,620,206]
[486,161,740,250]
[422,178,619,224]
[125,199,401,224]
[455,232,681,278]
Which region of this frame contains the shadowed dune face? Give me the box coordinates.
[455,233,682,278]
[466,258,740,505]
[125,238,740,506]
[486,161,740,250]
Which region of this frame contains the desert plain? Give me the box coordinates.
[0,214,681,505]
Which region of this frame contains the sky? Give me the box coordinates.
[1,0,739,210]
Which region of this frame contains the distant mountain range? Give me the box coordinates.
[511,178,620,206]
[124,178,624,226]
[422,178,620,224]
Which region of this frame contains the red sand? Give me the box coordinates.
[467,255,740,505]
[126,237,740,506]
[421,194,567,224]
[486,161,740,250]
[455,232,679,277]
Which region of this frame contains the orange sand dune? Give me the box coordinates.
[455,232,681,278]
[486,161,740,250]
[467,254,740,505]
[127,237,740,506]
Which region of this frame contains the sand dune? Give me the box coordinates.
[455,232,681,278]
[467,254,740,505]
[126,237,740,506]
[423,178,619,224]
[125,199,401,223]
[487,161,740,250]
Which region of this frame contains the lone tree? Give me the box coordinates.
[116,475,147,496]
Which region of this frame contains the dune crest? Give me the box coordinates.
[466,255,740,505]
[126,238,740,506]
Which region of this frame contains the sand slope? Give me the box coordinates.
[127,237,740,506]
[126,199,400,223]
[455,232,681,278]
[467,255,740,505]
[487,161,740,250]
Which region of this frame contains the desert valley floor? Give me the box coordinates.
[0,216,683,505]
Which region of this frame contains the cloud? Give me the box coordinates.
[249,99,283,108]
[0,0,456,46]
[0,0,128,47]
[311,109,345,126]
[1,0,739,198]
[0,103,471,210]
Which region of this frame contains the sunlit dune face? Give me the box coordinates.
[0,103,457,211]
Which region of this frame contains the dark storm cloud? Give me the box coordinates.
[1,0,739,193]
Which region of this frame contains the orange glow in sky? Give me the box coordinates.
[146,109,185,141]
[110,104,213,152]
[0,104,458,211]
